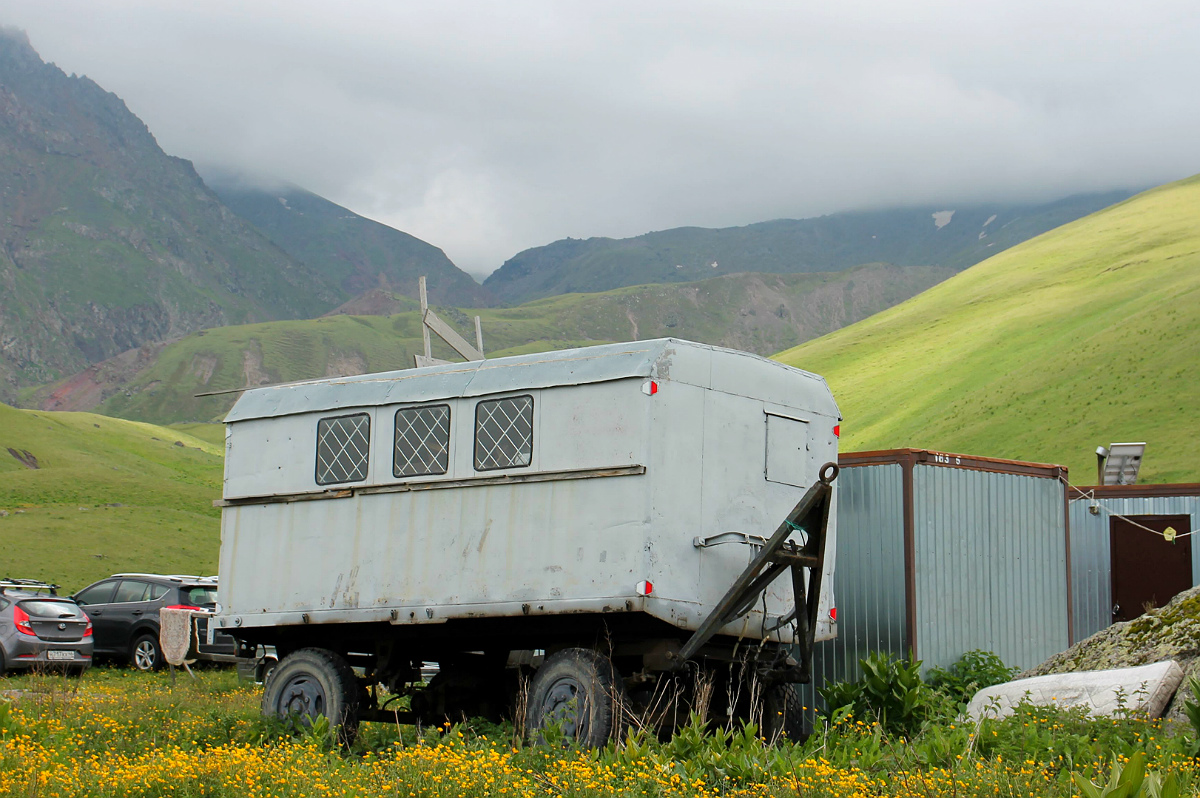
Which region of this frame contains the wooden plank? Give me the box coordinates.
[413,354,452,368]
[424,308,484,361]
[475,315,484,356]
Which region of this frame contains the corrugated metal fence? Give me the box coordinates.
[913,467,1068,673]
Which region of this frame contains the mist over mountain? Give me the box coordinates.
[483,192,1135,304]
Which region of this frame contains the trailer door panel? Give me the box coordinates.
[765,413,808,488]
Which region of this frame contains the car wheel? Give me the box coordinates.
[261,648,360,745]
[131,633,163,672]
[0,647,6,676]
[260,656,279,686]
[525,648,626,747]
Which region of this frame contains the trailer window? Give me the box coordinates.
[394,404,451,478]
[474,395,534,471]
[316,413,371,485]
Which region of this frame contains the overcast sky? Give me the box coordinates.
[3,1,1199,277]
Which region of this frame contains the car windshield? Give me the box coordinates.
[18,600,85,618]
[183,586,217,607]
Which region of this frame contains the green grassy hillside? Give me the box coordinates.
[0,403,222,591]
[775,174,1200,484]
[40,262,951,424]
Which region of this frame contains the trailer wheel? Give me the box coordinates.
[262,648,360,745]
[525,648,625,747]
[762,683,806,744]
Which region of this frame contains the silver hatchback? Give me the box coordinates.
[0,579,93,675]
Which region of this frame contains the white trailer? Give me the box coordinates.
[216,338,840,744]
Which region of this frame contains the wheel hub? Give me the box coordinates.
[542,676,588,737]
[278,675,325,719]
[134,640,156,670]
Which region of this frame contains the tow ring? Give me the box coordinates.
[819,462,839,484]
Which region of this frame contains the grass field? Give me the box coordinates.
[0,403,222,591]
[776,173,1200,484]
[0,668,1194,798]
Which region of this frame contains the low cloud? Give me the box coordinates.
[4,0,1199,276]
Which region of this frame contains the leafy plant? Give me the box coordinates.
[1073,751,1146,798]
[1182,675,1200,758]
[819,652,940,738]
[926,650,1018,706]
[1072,751,1180,798]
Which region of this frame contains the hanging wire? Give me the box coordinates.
[1063,478,1195,540]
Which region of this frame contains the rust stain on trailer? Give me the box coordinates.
[476,520,492,553]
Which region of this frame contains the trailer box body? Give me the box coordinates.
[216,339,840,647]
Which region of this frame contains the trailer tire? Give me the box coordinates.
[262,648,360,746]
[525,648,626,747]
[762,683,806,744]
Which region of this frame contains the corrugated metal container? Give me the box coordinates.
[1069,484,1200,641]
[800,449,1070,715]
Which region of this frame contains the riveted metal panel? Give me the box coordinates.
[797,463,907,714]
[1069,492,1200,641]
[912,466,1069,673]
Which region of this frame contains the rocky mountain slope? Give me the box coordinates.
[210,181,492,307]
[0,29,342,399]
[0,30,488,402]
[483,191,1134,304]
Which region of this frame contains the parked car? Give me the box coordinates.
[70,574,236,671]
[0,579,93,675]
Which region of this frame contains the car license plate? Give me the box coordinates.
[46,651,74,661]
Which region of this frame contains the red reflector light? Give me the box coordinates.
[636,580,653,596]
[12,605,36,636]
[642,380,658,396]
[833,425,841,437]
[163,605,203,612]
[829,607,837,621]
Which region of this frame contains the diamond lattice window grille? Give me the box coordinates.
[316,413,371,485]
[474,395,534,471]
[394,405,451,478]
